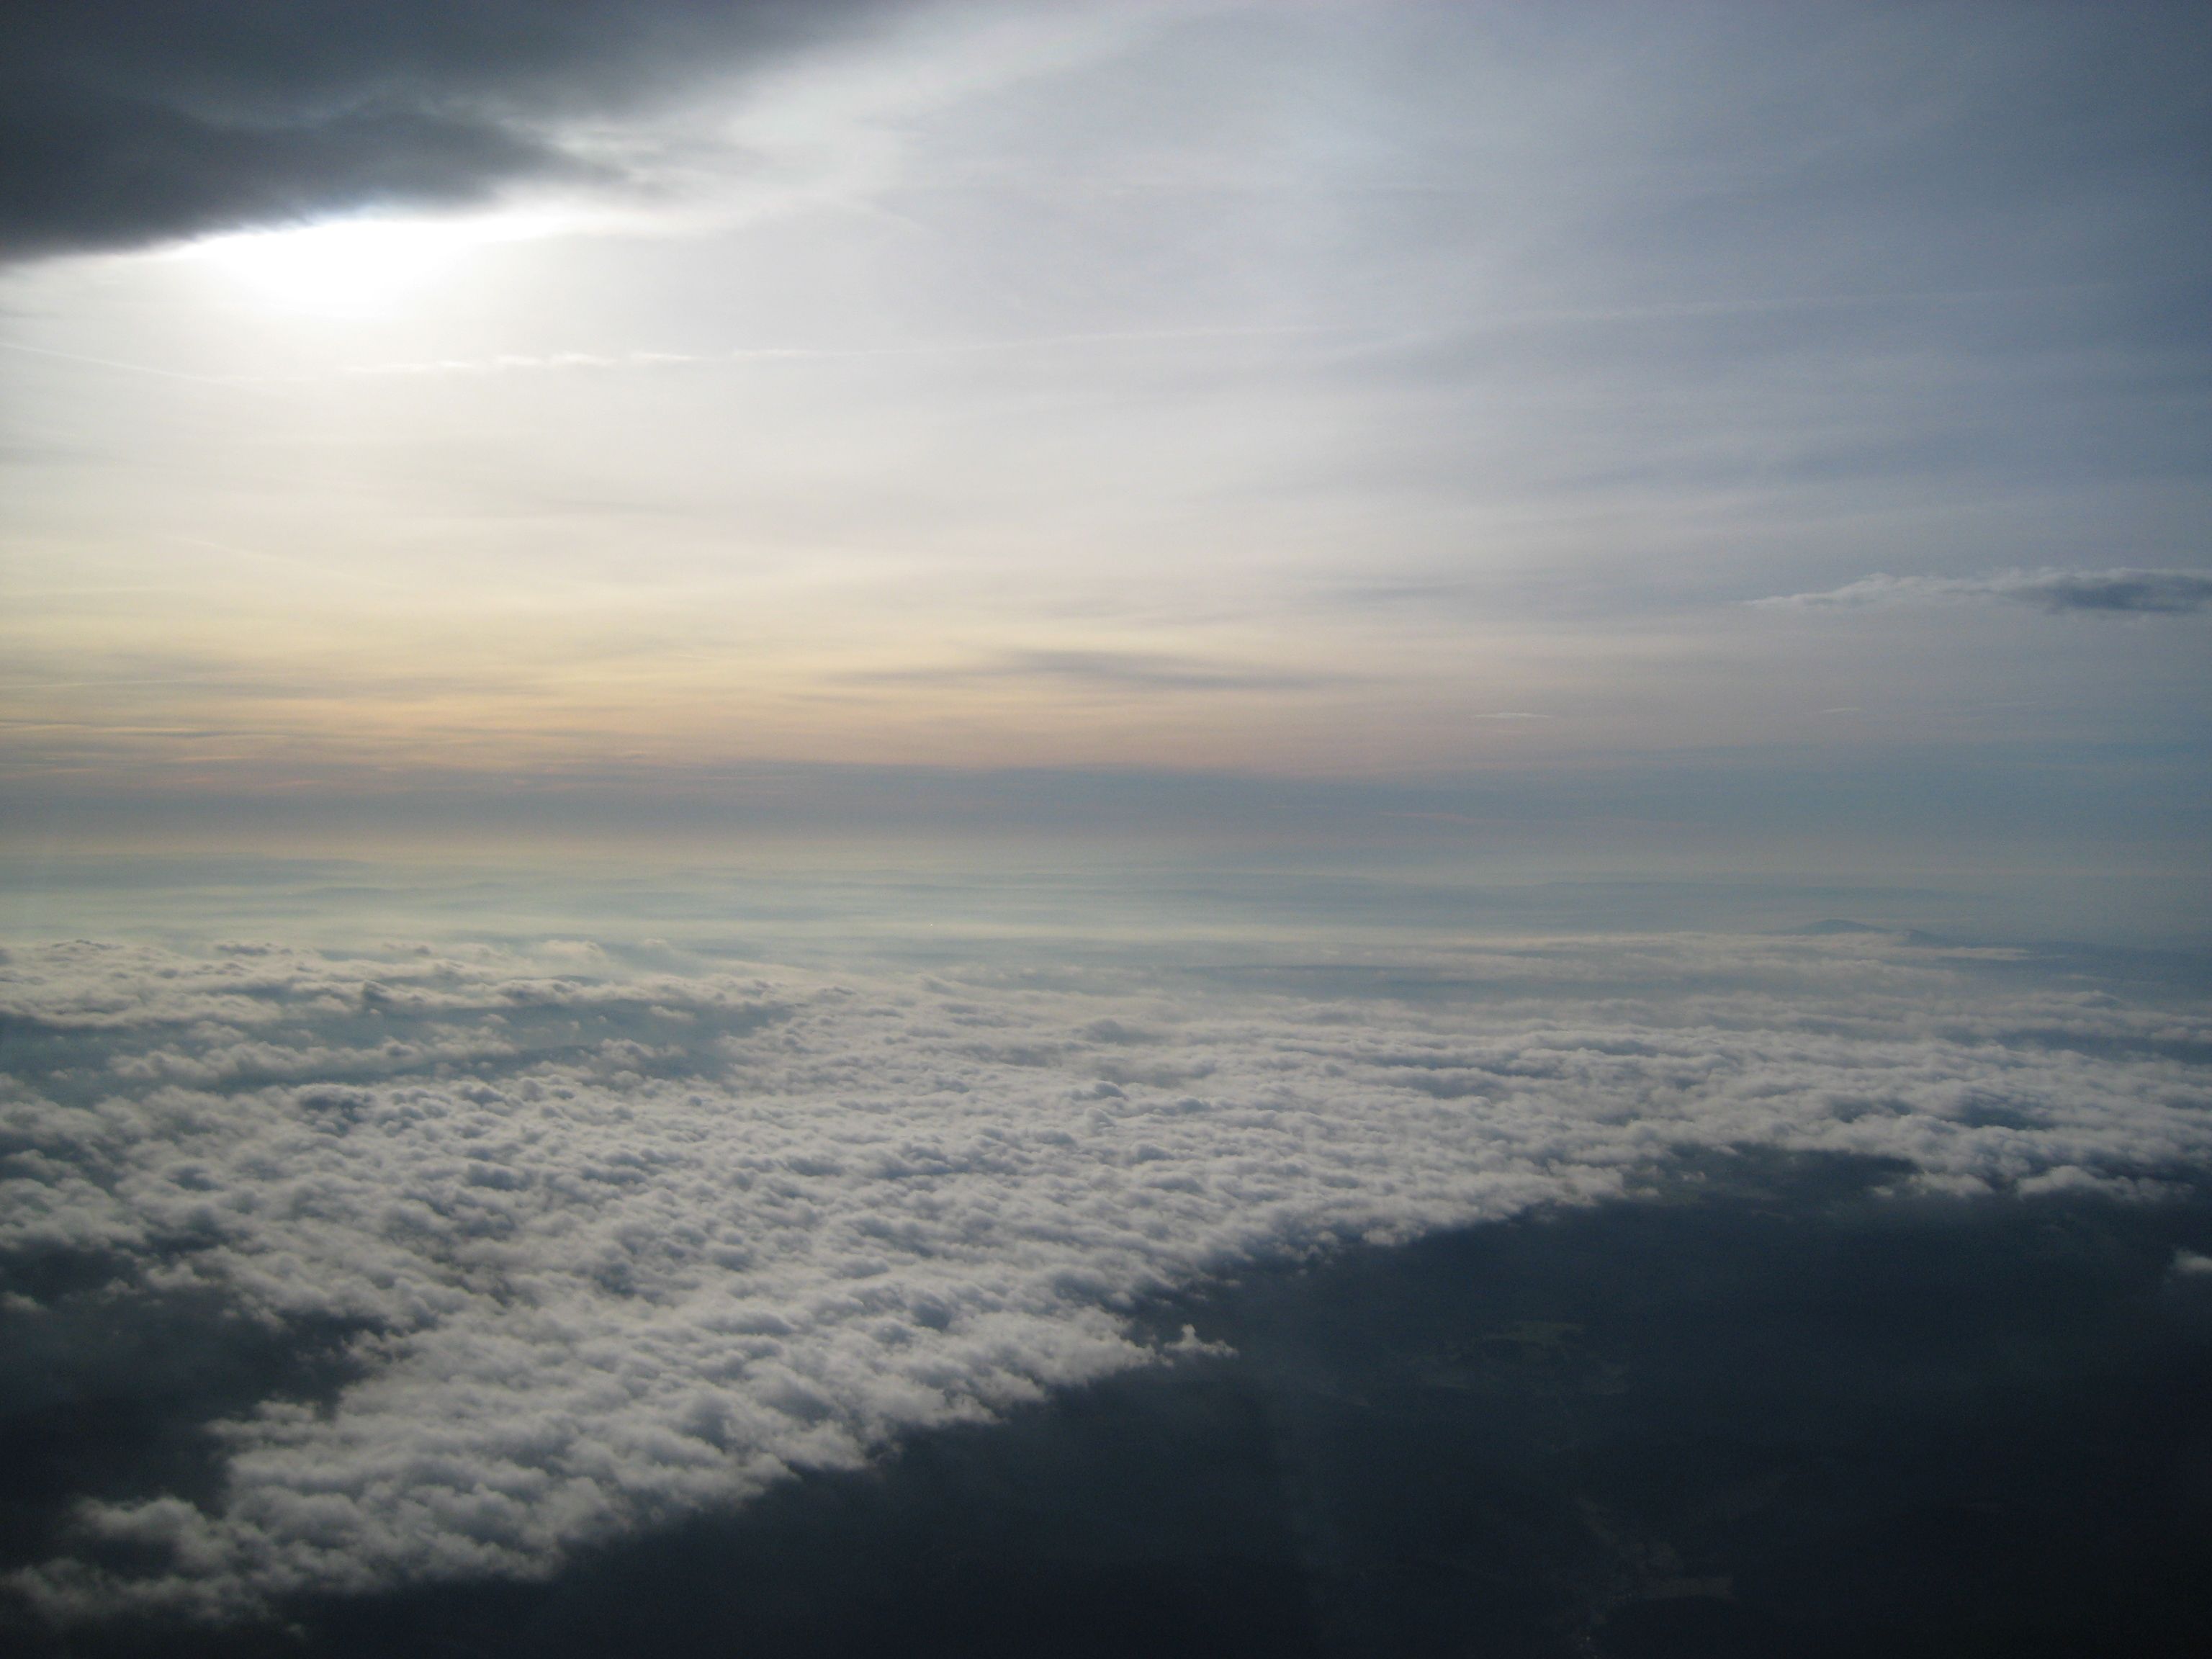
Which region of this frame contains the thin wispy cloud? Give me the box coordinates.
[844,650,1353,694]
[345,325,1339,377]
[1750,569,2212,616]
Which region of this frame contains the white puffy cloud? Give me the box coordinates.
[2,932,2208,1619]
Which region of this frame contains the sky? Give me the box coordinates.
[4,7,2212,1653]
[1,0,2208,931]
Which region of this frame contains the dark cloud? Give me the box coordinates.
[0,1,896,261]
[1752,567,2212,615]
[2015,570,2212,614]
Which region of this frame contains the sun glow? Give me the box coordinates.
[183,210,565,314]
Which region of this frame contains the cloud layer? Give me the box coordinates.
[1753,568,2212,615]
[0,0,891,260]
[4,932,2208,1622]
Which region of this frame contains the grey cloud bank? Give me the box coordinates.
[4,931,2208,1621]
[0,0,894,259]
[1754,568,2212,615]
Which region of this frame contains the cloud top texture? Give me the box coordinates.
[3,933,2207,1621]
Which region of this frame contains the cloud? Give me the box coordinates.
[2,932,2207,1622]
[1749,569,2212,616]
[0,1,896,261]
[344,325,1345,377]
[845,650,1352,693]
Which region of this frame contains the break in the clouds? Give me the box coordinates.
[1753,568,2212,616]
[0,0,895,260]
[4,932,2208,1621]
